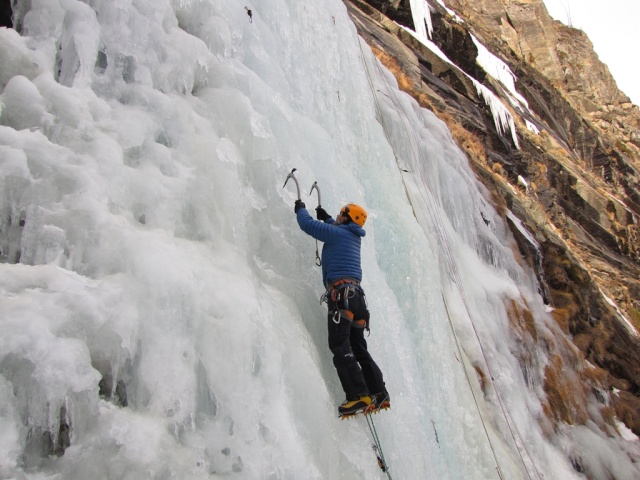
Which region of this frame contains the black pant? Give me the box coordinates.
[327,288,386,400]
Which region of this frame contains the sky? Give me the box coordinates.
[543,0,640,106]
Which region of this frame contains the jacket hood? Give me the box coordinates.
[343,222,366,237]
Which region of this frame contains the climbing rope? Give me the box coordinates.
[366,414,393,479]
[441,292,506,480]
[357,36,543,480]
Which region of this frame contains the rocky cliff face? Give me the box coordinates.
[345,0,640,439]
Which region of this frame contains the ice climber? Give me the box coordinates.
[294,200,390,416]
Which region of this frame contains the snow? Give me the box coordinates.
[526,119,540,134]
[400,24,450,65]
[0,0,639,479]
[618,421,639,442]
[434,0,462,23]
[602,291,639,338]
[507,212,539,251]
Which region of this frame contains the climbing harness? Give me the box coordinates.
[322,280,357,324]
[329,278,359,309]
[322,279,370,330]
[309,181,322,266]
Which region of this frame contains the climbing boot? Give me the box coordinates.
[372,392,391,411]
[338,395,373,417]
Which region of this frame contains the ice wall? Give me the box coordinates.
[1,0,638,479]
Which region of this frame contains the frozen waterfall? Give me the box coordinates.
[1,0,638,479]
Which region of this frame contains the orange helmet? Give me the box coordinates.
[340,203,367,227]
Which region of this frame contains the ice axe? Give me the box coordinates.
[282,168,301,200]
[309,181,322,207]
[309,181,323,267]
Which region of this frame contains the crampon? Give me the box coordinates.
[338,403,376,420]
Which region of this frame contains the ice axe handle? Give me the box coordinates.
[309,181,322,207]
[283,168,301,200]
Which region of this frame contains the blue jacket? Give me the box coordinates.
[296,208,365,286]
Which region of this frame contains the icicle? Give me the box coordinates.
[471,79,520,148]
[399,20,522,148]
[601,291,639,337]
[409,0,433,41]
[471,34,529,110]
[525,120,540,134]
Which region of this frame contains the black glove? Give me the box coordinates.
[294,200,305,213]
[316,206,330,221]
